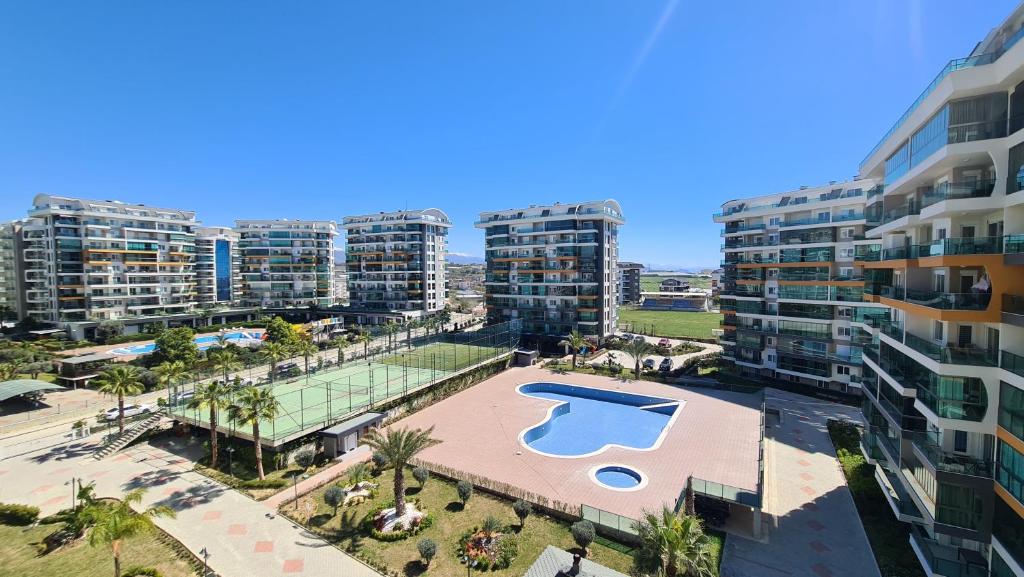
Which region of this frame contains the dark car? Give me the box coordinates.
[642,358,656,370]
[659,357,673,372]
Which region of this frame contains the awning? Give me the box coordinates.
[0,379,66,402]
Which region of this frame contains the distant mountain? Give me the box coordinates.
[448,253,485,265]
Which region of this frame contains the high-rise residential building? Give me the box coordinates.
[235,219,337,309]
[714,181,887,395]
[21,194,198,325]
[342,209,451,324]
[195,226,241,306]
[617,261,643,305]
[333,261,349,306]
[0,221,23,322]
[476,200,624,343]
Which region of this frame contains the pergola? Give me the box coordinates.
[0,379,66,403]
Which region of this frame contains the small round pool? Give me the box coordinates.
[591,465,646,491]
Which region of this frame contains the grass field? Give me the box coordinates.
[641,274,711,291]
[618,308,722,339]
[0,522,195,577]
[380,342,502,372]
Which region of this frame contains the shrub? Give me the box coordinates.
[293,449,316,470]
[571,520,595,553]
[418,538,438,566]
[456,480,473,505]
[0,503,40,526]
[412,466,430,486]
[512,499,532,527]
[481,515,502,536]
[371,452,389,472]
[324,486,346,514]
[496,535,519,568]
[123,567,163,577]
[238,478,288,489]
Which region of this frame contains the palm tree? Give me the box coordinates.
[438,307,452,332]
[152,360,189,400]
[622,339,653,379]
[558,330,587,369]
[356,333,372,359]
[261,341,289,383]
[0,361,22,381]
[424,318,438,337]
[94,365,145,434]
[384,321,400,354]
[227,386,281,479]
[84,489,175,577]
[632,506,714,577]
[295,338,319,376]
[362,427,439,517]
[186,380,233,469]
[329,337,347,365]
[207,348,242,385]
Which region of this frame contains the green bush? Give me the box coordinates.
[123,567,163,577]
[512,499,532,527]
[496,535,519,568]
[417,538,438,565]
[571,520,595,551]
[238,478,288,489]
[457,480,473,505]
[0,503,40,526]
[412,466,430,486]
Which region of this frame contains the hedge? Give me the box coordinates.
[0,503,40,525]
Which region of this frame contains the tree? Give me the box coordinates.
[153,327,199,366]
[558,330,587,368]
[95,320,124,344]
[261,342,289,383]
[329,337,346,365]
[94,365,145,434]
[295,338,318,376]
[632,507,714,577]
[362,426,439,517]
[383,321,399,354]
[293,449,316,470]
[207,348,241,385]
[684,476,696,517]
[456,480,473,507]
[412,466,429,487]
[347,462,371,485]
[227,386,281,480]
[324,486,345,516]
[371,452,389,471]
[356,333,372,359]
[0,361,21,381]
[438,307,452,332]
[84,489,175,577]
[405,320,419,350]
[152,360,189,398]
[417,538,437,567]
[265,316,299,347]
[512,499,532,529]
[186,380,232,469]
[623,339,653,379]
[571,520,595,556]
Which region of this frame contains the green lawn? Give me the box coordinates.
[618,309,722,340]
[827,421,925,577]
[380,343,502,372]
[285,467,635,577]
[0,521,195,577]
[641,274,711,292]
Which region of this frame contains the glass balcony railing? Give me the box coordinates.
[879,286,989,311]
[901,332,999,367]
[1006,234,1024,254]
[1002,350,1024,379]
[910,430,993,477]
[915,236,1003,257]
[920,179,997,209]
[909,528,990,577]
[915,374,987,422]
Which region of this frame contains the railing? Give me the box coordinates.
[689,477,761,508]
[714,189,865,218]
[920,179,997,209]
[915,236,1003,257]
[909,528,989,577]
[880,286,989,311]
[581,504,638,536]
[909,430,993,478]
[1002,350,1024,379]
[902,331,998,367]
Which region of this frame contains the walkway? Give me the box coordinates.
[720,389,879,577]
[0,432,380,577]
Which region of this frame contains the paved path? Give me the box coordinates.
[720,390,878,577]
[0,433,380,577]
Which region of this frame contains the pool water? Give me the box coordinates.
[518,382,679,457]
[110,331,262,355]
[594,466,643,489]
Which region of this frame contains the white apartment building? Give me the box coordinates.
[21,194,198,325]
[714,181,888,394]
[0,221,22,322]
[342,209,450,324]
[475,200,624,342]
[235,219,337,309]
[195,226,241,306]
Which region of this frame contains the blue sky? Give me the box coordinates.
[0,1,1018,269]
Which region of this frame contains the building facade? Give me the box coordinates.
[714,180,887,394]
[476,200,624,341]
[235,220,337,309]
[195,226,241,306]
[0,221,22,322]
[342,209,450,324]
[21,194,198,325]
[617,261,643,305]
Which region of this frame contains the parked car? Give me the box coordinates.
[658,338,671,347]
[173,390,195,405]
[633,335,646,344]
[659,358,673,372]
[273,362,299,376]
[104,404,154,421]
[642,358,656,370]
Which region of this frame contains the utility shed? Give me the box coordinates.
[320,412,385,458]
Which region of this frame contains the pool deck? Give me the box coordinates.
[393,365,763,521]
[57,328,266,361]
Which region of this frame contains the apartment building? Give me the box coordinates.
[0,221,22,321]
[342,209,450,324]
[714,181,889,394]
[333,261,349,306]
[235,220,337,309]
[195,226,241,306]
[21,194,198,326]
[476,200,624,343]
[617,261,643,305]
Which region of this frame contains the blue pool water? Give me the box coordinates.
[594,466,643,489]
[519,382,679,457]
[110,331,261,355]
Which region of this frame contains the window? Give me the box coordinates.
[837,365,851,375]
[818,211,830,222]
[841,228,854,239]
[767,286,776,295]
[954,430,968,453]
[766,337,775,346]
[767,354,775,363]
[934,272,946,292]
[837,326,851,337]
[769,217,781,226]
[767,269,777,278]
[933,320,944,341]
[838,307,852,318]
[936,228,947,241]
[839,248,854,258]
[840,267,853,278]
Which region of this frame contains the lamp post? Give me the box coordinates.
[65,478,76,510]
[226,446,235,474]
[293,473,299,509]
[461,556,478,577]
[199,546,210,576]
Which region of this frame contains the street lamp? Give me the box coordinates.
[461,556,478,577]
[226,446,235,474]
[65,478,76,510]
[199,546,210,576]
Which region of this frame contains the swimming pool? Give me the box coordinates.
[591,465,647,491]
[110,331,262,355]
[517,382,681,458]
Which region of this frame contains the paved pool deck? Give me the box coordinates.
[393,365,763,520]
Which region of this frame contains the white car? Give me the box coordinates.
[104,404,154,421]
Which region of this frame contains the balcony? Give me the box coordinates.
[920,179,996,210]
[879,286,988,311]
[1004,294,1024,327]
[915,236,1003,257]
[910,430,993,478]
[1002,350,1024,379]
[901,331,998,367]
[910,528,989,577]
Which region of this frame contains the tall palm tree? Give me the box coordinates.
[329,337,347,365]
[207,348,242,385]
[356,333,372,359]
[261,341,289,383]
[362,426,439,517]
[186,380,232,468]
[632,506,714,577]
[295,339,319,376]
[622,339,653,379]
[424,318,438,337]
[438,307,452,332]
[227,387,281,479]
[558,330,588,369]
[152,360,189,401]
[84,489,175,577]
[386,321,401,353]
[405,319,419,350]
[94,365,145,434]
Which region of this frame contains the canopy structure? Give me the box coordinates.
[0,379,65,402]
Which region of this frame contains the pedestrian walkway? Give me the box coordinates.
[720,389,879,577]
[0,433,381,577]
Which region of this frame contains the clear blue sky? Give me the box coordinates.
[0,1,1018,269]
